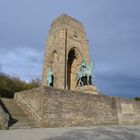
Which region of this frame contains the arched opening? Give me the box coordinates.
[50,50,58,87]
[67,48,81,90]
[53,51,57,62]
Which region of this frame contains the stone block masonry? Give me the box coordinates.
[14,87,140,127]
[41,14,91,91]
[115,97,140,124]
[0,102,9,129]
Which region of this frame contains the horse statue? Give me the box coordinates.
[76,59,95,86]
[47,69,53,86]
[76,69,85,86]
[85,62,95,85]
[76,59,86,86]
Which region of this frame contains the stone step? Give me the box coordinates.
[10,122,41,129]
[10,126,32,129]
[11,122,39,127]
[1,98,39,129]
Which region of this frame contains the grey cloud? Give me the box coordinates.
[0,0,140,97]
[95,71,140,98]
[0,47,43,81]
[0,66,1,72]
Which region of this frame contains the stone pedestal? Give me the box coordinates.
[74,85,99,95]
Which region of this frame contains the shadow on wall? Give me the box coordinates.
[0,99,17,127]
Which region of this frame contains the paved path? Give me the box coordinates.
[0,125,140,140]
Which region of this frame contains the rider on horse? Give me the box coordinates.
[76,58,95,86]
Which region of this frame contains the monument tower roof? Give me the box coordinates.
[51,13,84,28]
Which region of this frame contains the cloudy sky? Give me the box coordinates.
[0,0,140,98]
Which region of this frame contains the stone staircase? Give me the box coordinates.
[0,98,40,129]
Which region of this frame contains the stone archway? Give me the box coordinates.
[50,50,58,87]
[67,48,82,90]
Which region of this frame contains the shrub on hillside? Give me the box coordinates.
[135,97,140,101]
[0,73,40,98]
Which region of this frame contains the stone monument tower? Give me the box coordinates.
[41,14,98,94]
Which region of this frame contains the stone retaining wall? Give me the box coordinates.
[0,102,9,129]
[115,97,140,124]
[14,87,140,127]
[15,88,45,122]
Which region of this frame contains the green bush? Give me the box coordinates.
[0,73,40,98]
[135,97,140,101]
